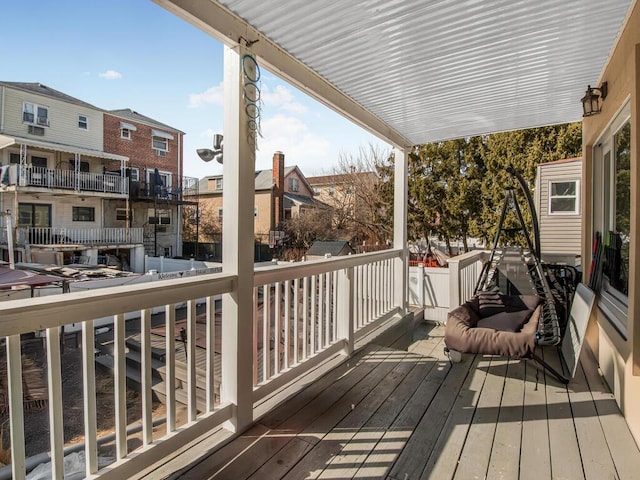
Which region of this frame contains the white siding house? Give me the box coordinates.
[535,157,582,263]
[0,82,144,268]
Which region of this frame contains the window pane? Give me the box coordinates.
[73,206,95,222]
[551,181,576,196]
[608,122,631,295]
[551,198,576,212]
[152,137,168,150]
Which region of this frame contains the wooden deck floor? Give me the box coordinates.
[158,323,640,480]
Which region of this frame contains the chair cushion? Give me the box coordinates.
[476,309,534,332]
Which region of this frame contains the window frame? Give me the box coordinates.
[548,179,580,215]
[148,208,171,225]
[152,136,169,152]
[288,177,300,192]
[78,114,89,130]
[116,208,130,222]
[215,178,223,190]
[121,128,131,140]
[591,100,631,338]
[22,102,49,127]
[72,206,95,222]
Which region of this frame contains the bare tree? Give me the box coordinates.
[324,143,393,245]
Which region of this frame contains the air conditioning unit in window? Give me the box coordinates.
[28,125,45,136]
[36,117,50,127]
[156,149,167,157]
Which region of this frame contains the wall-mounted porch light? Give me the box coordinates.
[581,82,608,117]
[197,133,223,163]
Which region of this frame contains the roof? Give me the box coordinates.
[161,0,633,146]
[0,134,129,162]
[197,166,296,194]
[307,171,377,186]
[538,157,583,167]
[284,192,319,207]
[0,82,100,111]
[108,109,184,134]
[307,240,355,257]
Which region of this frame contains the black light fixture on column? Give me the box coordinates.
[197,134,223,163]
[581,82,608,117]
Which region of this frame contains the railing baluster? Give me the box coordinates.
[302,277,309,360]
[284,280,291,369]
[332,271,338,342]
[141,309,153,445]
[187,299,197,421]
[165,305,176,433]
[318,274,324,350]
[82,320,98,476]
[206,295,216,412]
[253,287,259,385]
[264,285,271,380]
[7,335,26,480]
[310,275,316,355]
[324,272,330,346]
[293,278,299,365]
[114,314,128,458]
[274,282,281,375]
[46,326,64,478]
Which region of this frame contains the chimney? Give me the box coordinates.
[272,151,285,229]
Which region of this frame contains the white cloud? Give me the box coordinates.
[262,85,307,115]
[188,82,224,108]
[256,114,330,174]
[99,70,122,80]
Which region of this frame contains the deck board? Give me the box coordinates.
[149,323,640,480]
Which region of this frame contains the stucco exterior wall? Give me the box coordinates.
[582,1,640,445]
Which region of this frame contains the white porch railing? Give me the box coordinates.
[0,250,404,480]
[11,165,128,195]
[252,251,399,401]
[18,227,143,245]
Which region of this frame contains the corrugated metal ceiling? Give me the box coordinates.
[214,0,632,145]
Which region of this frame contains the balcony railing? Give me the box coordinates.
[0,250,404,479]
[17,227,144,245]
[129,175,199,201]
[6,165,128,195]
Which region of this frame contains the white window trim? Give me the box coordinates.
[121,128,132,140]
[215,178,223,190]
[129,167,139,182]
[116,208,131,222]
[548,179,579,215]
[152,136,169,152]
[592,99,631,338]
[78,114,89,130]
[22,101,50,127]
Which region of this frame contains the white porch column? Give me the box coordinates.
[221,44,255,432]
[393,147,408,313]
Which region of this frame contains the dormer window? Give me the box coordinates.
[23,102,49,127]
[288,177,299,192]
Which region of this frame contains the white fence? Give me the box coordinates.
[408,250,488,323]
[0,250,404,479]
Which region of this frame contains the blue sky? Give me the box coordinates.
[0,0,389,180]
